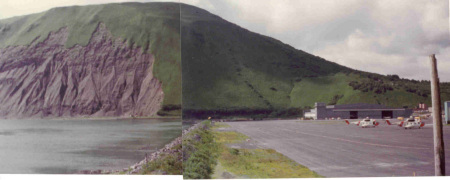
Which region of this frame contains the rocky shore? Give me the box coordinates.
[79,122,200,175]
[78,135,181,174]
[126,136,182,174]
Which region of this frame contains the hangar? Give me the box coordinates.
[306,102,413,120]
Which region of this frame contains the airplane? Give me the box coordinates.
[345,117,380,128]
[386,116,425,129]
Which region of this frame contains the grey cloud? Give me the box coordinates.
[183,0,449,81]
[2,0,449,81]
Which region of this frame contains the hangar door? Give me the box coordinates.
[382,111,393,119]
[350,111,358,119]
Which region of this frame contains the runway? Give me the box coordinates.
[225,118,450,177]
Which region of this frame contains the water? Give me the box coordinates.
[0,118,181,174]
[182,120,202,130]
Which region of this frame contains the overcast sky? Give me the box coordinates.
[183,0,450,82]
[0,0,449,81]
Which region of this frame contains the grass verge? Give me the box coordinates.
[212,123,323,178]
[211,122,231,130]
[218,148,322,178]
[214,131,248,144]
[183,121,220,179]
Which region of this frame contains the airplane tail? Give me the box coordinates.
[420,122,425,127]
[375,121,379,126]
[345,120,350,125]
[399,121,404,127]
[386,120,391,125]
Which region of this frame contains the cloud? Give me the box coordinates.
[182,0,215,11]
[313,0,450,81]
[2,0,449,81]
[183,0,450,81]
[225,0,368,33]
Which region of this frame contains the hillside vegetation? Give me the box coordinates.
[292,72,450,109]
[180,4,450,119]
[0,2,181,115]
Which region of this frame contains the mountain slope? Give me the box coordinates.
[0,2,181,118]
[181,4,450,119]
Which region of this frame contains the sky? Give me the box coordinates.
[0,0,449,81]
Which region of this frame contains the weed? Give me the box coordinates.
[214,131,248,144]
[141,143,182,175]
[212,124,322,178]
[183,121,220,179]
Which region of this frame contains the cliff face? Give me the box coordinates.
[0,23,164,118]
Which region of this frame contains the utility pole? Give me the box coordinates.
[430,54,445,176]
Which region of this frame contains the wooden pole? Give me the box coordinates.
[430,54,445,176]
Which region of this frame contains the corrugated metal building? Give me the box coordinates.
[308,102,413,120]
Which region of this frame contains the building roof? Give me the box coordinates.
[315,102,409,111]
[332,108,407,112]
[332,103,395,110]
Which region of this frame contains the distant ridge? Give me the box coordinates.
[180,4,450,119]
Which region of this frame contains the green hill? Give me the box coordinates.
[291,72,450,108]
[180,4,450,119]
[0,2,181,116]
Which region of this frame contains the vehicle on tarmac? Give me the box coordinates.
[345,117,379,128]
[386,116,425,129]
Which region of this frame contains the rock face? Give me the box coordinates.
[0,23,164,118]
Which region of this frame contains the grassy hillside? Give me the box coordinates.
[292,72,450,108]
[181,4,349,116]
[181,4,450,119]
[0,2,181,113]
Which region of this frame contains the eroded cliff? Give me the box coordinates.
[0,23,164,118]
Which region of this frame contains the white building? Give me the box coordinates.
[304,109,316,119]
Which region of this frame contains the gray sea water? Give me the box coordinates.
[0,118,181,174]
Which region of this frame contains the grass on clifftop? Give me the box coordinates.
[211,123,322,178]
[0,2,181,110]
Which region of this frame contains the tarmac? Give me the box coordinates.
[225,118,450,177]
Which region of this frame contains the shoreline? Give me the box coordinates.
[0,116,181,121]
[77,135,182,175]
[79,121,198,175]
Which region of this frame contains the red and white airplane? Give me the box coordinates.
[345,117,380,128]
[386,117,425,129]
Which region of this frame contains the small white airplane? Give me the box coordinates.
[345,117,380,128]
[386,117,425,129]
